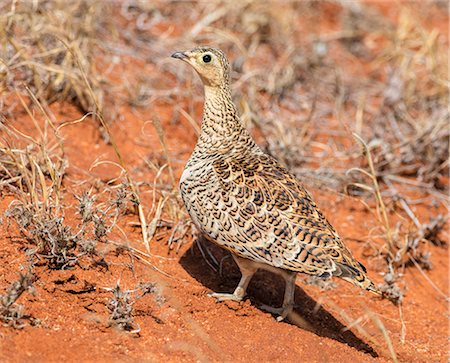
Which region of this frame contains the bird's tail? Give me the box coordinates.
[334,259,382,295]
[361,277,382,296]
[340,273,382,295]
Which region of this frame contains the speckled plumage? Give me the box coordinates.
[173,47,380,320]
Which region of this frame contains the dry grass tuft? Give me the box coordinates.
[367,7,449,188]
[0,0,111,116]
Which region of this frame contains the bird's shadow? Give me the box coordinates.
[179,239,378,358]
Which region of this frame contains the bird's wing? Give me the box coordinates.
[212,152,367,280]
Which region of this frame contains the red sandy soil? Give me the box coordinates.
[0,98,447,363]
[0,2,448,363]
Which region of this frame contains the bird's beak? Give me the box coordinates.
[171,51,188,60]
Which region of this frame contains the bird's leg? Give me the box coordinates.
[260,271,297,322]
[208,255,257,302]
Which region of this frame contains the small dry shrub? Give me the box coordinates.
[379,269,403,306]
[0,271,36,328]
[106,281,160,333]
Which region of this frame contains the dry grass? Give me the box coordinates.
[366,7,449,189]
[0,0,448,359]
[1,91,139,270]
[0,1,113,116]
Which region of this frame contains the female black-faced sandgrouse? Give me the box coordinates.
[172,47,380,321]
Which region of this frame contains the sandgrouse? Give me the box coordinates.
[172,47,380,321]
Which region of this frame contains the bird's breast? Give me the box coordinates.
[179,158,225,238]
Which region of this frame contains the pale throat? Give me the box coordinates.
[203,84,232,105]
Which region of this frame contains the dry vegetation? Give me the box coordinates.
[0,0,448,362]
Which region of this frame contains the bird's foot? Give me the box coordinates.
[259,303,294,322]
[207,292,243,302]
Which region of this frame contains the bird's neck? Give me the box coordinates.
[202,85,240,133]
[194,85,253,153]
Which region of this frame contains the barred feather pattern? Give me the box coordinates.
[179,47,379,294]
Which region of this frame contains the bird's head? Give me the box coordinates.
[171,47,230,88]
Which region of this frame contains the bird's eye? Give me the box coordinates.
[202,54,212,63]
